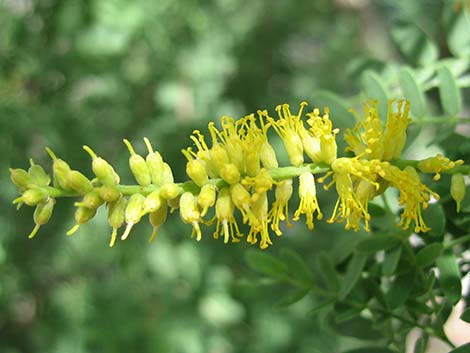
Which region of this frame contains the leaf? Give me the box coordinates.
[385,271,415,309]
[446,11,470,58]
[274,287,310,309]
[382,246,402,276]
[413,333,429,353]
[368,203,386,217]
[311,90,356,131]
[335,305,364,323]
[342,348,394,353]
[356,235,400,254]
[436,252,462,305]
[339,253,368,301]
[245,249,288,279]
[449,343,470,353]
[422,203,446,237]
[307,298,335,317]
[437,65,462,116]
[327,314,383,340]
[460,307,470,323]
[399,67,427,118]
[279,248,314,286]
[416,243,443,268]
[390,21,439,66]
[361,70,389,122]
[317,252,340,293]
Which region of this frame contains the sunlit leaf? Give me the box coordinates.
[361,70,389,122]
[437,65,462,116]
[399,67,427,118]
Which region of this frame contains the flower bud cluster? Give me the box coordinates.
[10,99,467,249]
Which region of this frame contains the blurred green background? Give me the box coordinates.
[1,1,468,352]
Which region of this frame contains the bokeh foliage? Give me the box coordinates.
[1,1,469,353]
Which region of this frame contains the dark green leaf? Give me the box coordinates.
[342,348,394,353]
[274,287,311,309]
[385,271,415,309]
[327,314,382,340]
[460,307,470,323]
[356,235,400,254]
[449,343,470,353]
[339,253,368,300]
[416,243,443,268]
[307,298,335,317]
[279,248,314,285]
[361,70,389,122]
[317,252,340,292]
[391,21,439,65]
[422,203,446,237]
[245,249,288,279]
[368,203,386,217]
[436,252,462,305]
[413,333,429,353]
[382,246,402,276]
[437,65,462,116]
[399,67,427,118]
[335,305,364,323]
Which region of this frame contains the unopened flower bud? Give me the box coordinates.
[210,144,230,174]
[319,135,337,165]
[46,147,71,190]
[21,188,49,206]
[220,163,240,185]
[284,133,304,167]
[99,185,121,202]
[186,159,208,187]
[83,145,119,186]
[162,163,175,184]
[67,206,97,236]
[451,174,466,213]
[160,182,179,200]
[123,139,151,186]
[149,201,168,242]
[121,193,146,240]
[260,142,278,169]
[75,190,104,209]
[144,137,164,185]
[107,196,127,247]
[67,170,93,195]
[10,168,32,190]
[179,192,202,241]
[28,160,51,186]
[29,198,55,239]
[143,189,163,213]
[198,184,216,216]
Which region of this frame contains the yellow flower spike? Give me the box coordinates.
[123,139,152,187]
[214,187,242,243]
[162,162,175,184]
[256,110,279,169]
[45,147,72,190]
[247,191,272,249]
[451,174,466,213]
[179,192,202,241]
[143,137,164,185]
[143,189,163,213]
[382,100,411,161]
[189,130,218,177]
[218,116,245,171]
[67,206,97,236]
[230,183,259,226]
[121,193,146,240]
[149,201,168,243]
[29,198,55,238]
[83,145,120,186]
[98,185,121,203]
[198,184,217,217]
[210,144,230,176]
[306,107,339,164]
[270,102,307,167]
[293,172,323,230]
[107,196,127,247]
[268,179,293,236]
[21,188,49,206]
[220,163,241,185]
[241,168,274,202]
[160,182,180,200]
[417,154,464,181]
[344,101,384,160]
